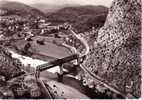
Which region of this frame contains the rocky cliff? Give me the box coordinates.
[85,0,141,98]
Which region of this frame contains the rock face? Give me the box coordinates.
[85,0,141,98]
[0,46,24,80]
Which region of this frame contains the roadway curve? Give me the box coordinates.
[62,28,129,98]
[7,27,130,98]
[67,28,90,57]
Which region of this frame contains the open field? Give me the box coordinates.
[11,36,73,60]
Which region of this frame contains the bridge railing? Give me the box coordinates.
[36,54,79,72]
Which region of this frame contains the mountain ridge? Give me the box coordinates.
[47,5,108,32]
[0,1,45,18]
[31,3,81,13]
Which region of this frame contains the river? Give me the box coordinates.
[7,49,91,99]
[8,49,60,73]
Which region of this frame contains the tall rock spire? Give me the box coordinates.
[86,0,141,98]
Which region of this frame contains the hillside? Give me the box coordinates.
[31,3,79,13]
[0,46,24,80]
[47,5,108,32]
[0,1,45,18]
[85,0,141,98]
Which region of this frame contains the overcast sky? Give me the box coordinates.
[4,0,113,7]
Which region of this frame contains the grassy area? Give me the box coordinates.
[11,36,72,61]
[32,42,72,58]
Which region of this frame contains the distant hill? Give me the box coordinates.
[31,3,81,13]
[31,4,64,13]
[47,5,108,32]
[0,1,45,18]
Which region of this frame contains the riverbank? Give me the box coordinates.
[8,49,60,73]
[7,49,91,99]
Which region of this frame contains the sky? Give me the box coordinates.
[3,0,113,7]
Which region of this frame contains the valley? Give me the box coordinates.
[0,0,141,99]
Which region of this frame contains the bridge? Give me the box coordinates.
[34,27,132,98]
[3,26,133,99]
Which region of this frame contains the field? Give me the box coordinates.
[11,36,73,61]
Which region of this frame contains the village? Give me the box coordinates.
[0,0,140,98]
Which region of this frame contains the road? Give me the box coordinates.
[68,29,90,56]
[8,28,128,98]
[66,29,131,98]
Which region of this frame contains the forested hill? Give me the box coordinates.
[47,5,108,32]
[0,1,45,18]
